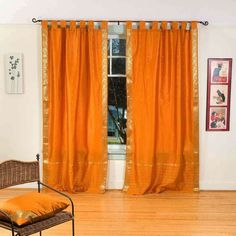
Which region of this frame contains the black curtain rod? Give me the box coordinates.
[32,18,209,26]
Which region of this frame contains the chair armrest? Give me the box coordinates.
[38,181,75,217]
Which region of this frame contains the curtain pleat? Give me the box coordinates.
[42,21,108,193]
[124,21,199,194]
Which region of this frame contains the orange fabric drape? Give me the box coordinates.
[125,22,199,194]
[42,21,108,193]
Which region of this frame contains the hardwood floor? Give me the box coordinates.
[1,189,236,235]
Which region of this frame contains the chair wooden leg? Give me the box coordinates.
[39,231,42,236]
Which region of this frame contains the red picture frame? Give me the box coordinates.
[206,58,232,131]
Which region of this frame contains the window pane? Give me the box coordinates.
[112,39,126,56]
[112,58,126,75]
[108,77,126,108]
[108,77,127,144]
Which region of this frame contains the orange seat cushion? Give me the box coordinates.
[0,192,69,226]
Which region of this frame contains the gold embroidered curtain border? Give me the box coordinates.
[191,24,200,192]
[101,22,108,192]
[42,21,48,184]
[123,22,133,192]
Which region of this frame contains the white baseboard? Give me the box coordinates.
[200,182,236,190]
[12,182,236,191]
[106,181,124,190]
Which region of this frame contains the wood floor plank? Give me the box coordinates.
[1,189,236,235]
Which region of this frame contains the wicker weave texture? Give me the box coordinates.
[0,211,72,236]
[0,160,39,189]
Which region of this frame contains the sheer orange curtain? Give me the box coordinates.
[124,21,199,194]
[42,21,108,193]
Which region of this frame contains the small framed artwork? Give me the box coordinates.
[206,58,232,131]
[5,53,24,94]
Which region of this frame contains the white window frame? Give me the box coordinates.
[107,33,127,160]
[108,34,126,77]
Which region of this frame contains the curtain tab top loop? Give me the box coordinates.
[80,21,86,28]
[181,22,187,30]
[172,22,179,30]
[152,21,158,29]
[161,21,167,30]
[42,20,48,29]
[51,21,58,29]
[139,21,146,29]
[191,21,197,29]
[88,21,94,29]
[60,20,66,28]
[70,21,76,29]
[126,21,132,29]
[101,21,108,29]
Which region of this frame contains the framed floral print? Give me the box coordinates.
[5,53,24,94]
[206,58,232,131]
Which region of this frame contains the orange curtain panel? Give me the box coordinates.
[42,21,108,193]
[124,22,199,194]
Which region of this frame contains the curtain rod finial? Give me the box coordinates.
[200,21,209,26]
[32,18,37,23]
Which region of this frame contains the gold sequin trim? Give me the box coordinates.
[101,24,108,193]
[42,22,49,184]
[192,27,200,192]
[123,25,133,192]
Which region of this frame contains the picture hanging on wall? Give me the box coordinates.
[5,53,24,94]
[206,58,232,131]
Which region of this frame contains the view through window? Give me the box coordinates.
[108,36,127,144]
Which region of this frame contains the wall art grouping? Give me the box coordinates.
[5,53,23,94]
[206,58,232,131]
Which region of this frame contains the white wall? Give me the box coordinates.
[199,26,236,190]
[106,160,126,189]
[0,0,236,190]
[1,25,236,190]
[0,0,236,26]
[0,25,42,185]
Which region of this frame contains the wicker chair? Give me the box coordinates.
[0,154,75,236]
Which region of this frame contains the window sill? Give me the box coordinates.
[108,144,126,160]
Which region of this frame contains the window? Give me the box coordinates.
[108,27,127,145]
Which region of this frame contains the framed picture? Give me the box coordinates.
[208,107,227,130]
[206,58,232,131]
[4,53,24,94]
[210,59,230,83]
[210,85,228,106]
